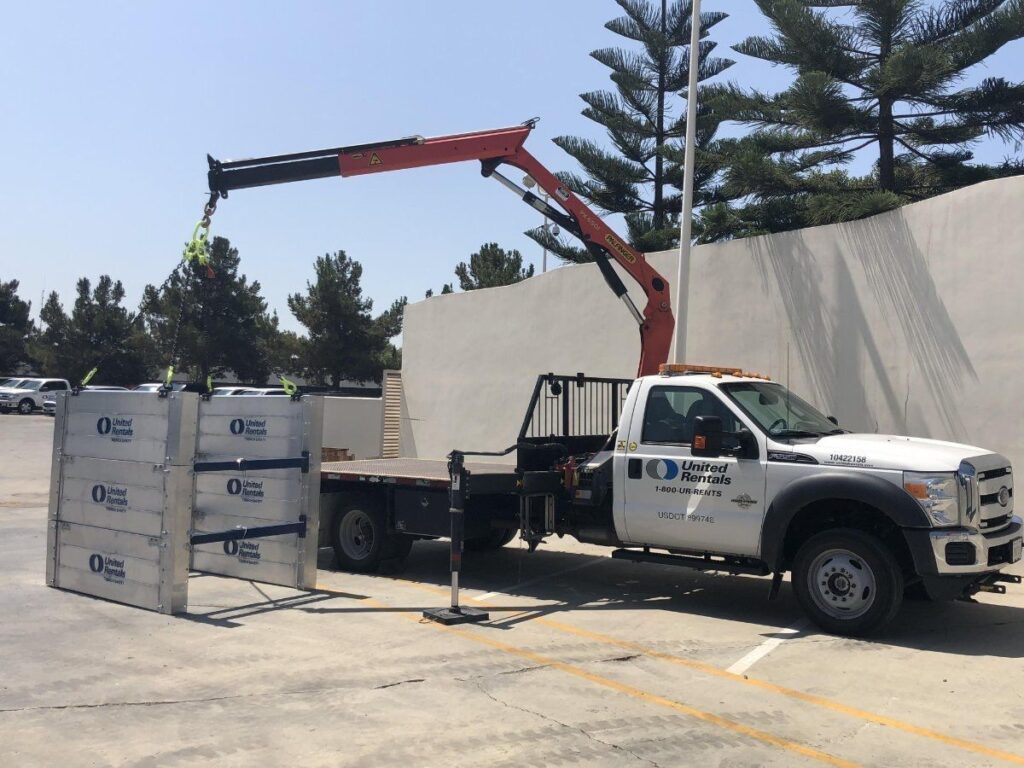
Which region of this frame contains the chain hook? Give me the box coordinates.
[183,193,220,279]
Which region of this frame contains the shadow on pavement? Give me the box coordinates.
[320,540,1024,658]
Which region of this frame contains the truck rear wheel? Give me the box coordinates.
[464,527,517,552]
[792,528,903,637]
[331,496,412,573]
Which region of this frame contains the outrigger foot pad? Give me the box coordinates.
[422,606,489,625]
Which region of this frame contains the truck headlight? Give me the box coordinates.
[904,472,960,527]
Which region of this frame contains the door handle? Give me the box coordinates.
[628,458,642,479]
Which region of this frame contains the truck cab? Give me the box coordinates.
[597,367,1020,634]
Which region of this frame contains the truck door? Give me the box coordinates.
[621,383,766,556]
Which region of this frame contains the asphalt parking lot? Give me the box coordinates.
[2,414,1024,767]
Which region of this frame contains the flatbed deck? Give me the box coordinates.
[321,457,518,493]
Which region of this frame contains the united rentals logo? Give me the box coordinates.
[88,553,126,584]
[645,459,732,485]
[229,417,268,442]
[96,416,134,443]
[91,483,129,512]
[223,539,261,565]
[226,477,265,504]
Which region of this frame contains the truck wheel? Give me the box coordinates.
[331,497,412,572]
[792,528,903,637]
[464,528,517,552]
[18,399,34,415]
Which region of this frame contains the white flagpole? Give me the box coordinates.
[672,0,702,363]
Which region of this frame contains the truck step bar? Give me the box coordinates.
[611,548,770,576]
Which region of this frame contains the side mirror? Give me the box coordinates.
[692,415,723,458]
[827,415,839,426]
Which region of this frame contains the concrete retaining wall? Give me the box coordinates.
[321,396,382,459]
[401,177,1024,468]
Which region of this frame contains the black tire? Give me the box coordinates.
[464,527,517,552]
[792,528,903,637]
[330,495,412,573]
[18,399,34,415]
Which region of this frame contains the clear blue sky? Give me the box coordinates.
[2,1,1020,334]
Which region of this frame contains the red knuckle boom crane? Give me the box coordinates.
[206,119,675,375]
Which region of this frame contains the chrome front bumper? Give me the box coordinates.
[927,517,1022,575]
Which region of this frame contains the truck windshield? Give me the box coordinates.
[720,381,840,439]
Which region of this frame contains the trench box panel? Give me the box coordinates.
[191,396,323,590]
[196,397,308,460]
[59,390,198,466]
[47,391,196,614]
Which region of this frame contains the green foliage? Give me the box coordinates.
[140,236,278,384]
[32,276,155,385]
[268,325,307,378]
[287,250,403,386]
[707,0,1024,237]
[454,243,534,290]
[0,279,35,373]
[425,284,454,298]
[534,0,733,260]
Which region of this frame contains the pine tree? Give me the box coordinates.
[287,251,403,386]
[704,0,1024,238]
[532,0,732,261]
[454,243,534,290]
[140,237,278,384]
[425,284,453,298]
[0,279,35,372]
[32,276,155,385]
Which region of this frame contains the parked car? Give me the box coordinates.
[42,385,129,415]
[211,386,250,396]
[0,378,71,414]
[0,377,29,391]
[133,382,187,393]
[236,387,288,396]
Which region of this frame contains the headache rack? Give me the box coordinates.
[518,373,633,456]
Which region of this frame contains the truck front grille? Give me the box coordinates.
[978,464,1013,533]
[981,514,1010,531]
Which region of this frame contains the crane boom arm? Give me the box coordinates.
[206,122,674,375]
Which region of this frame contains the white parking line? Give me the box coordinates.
[726,619,808,675]
[473,559,603,602]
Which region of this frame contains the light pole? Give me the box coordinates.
[672,0,702,364]
[523,175,559,273]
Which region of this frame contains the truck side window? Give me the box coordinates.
[641,386,741,446]
[49,381,68,391]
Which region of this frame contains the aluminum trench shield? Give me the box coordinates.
[46,391,198,614]
[190,395,323,590]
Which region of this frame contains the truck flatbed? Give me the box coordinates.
[321,458,519,494]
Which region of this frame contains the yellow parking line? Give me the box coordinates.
[364,594,857,768]
[393,579,1024,767]
[538,617,1024,766]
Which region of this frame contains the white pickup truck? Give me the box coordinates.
[0,378,71,414]
[319,367,1020,636]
